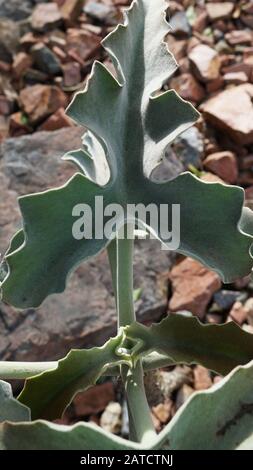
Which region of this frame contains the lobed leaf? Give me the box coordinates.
[1,0,253,308]
[2,361,253,450]
[126,315,253,375]
[18,334,124,421]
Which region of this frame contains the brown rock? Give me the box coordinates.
[38,108,74,132]
[19,32,39,49]
[192,11,208,33]
[0,116,8,143]
[228,301,247,325]
[206,313,223,324]
[166,37,187,61]
[206,76,224,93]
[201,84,253,145]
[0,61,11,73]
[63,61,81,87]
[225,30,252,46]
[169,258,221,318]
[152,401,173,424]
[223,71,248,85]
[31,3,62,32]
[222,62,252,80]
[60,0,84,25]
[19,85,67,125]
[194,365,212,391]
[170,73,205,104]
[189,44,221,82]
[13,52,32,78]
[203,151,238,184]
[206,2,234,21]
[244,298,253,327]
[0,96,12,116]
[201,171,225,184]
[9,112,32,137]
[66,29,101,63]
[74,382,115,417]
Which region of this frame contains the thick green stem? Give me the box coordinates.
[116,223,156,444]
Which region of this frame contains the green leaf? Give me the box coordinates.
[18,334,124,421]
[1,0,253,308]
[0,380,30,423]
[156,360,253,450]
[2,362,253,449]
[126,315,253,375]
[0,420,141,450]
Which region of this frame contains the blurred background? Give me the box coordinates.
[0,0,253,436]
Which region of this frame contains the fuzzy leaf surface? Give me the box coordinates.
[1,0,253,308]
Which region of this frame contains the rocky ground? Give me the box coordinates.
[0,0,253,436]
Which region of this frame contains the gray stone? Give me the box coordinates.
[172,127,204,168]
[150,148,184,182]
[213,290,242,311]
[0,128,174,362]
[0,0,33,21]
[31,43,62,77]
[0,127,83,195]
[84,1,118,25]
[170,12,191,37]
[0,19,20,63]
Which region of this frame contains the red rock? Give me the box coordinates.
[31,3,62,32]
[203,151,238,184]
[0,116,8,143]
[152,401,173,424]
[60,0,84,25]
[206,76,224,93]
[194,366,212,391]
[19,85,67,125]
[52,46,67,62]
[38,108,74,131]
[244,298,253,327]
[0,61,11,73]
[178,57,190,74]
[189,44,221,82]
[9,112,32,137]
[228,301,247,325]
[63,61,81,87]
[223,71,248,85]
[225,30,252,46]
[201,84,253,145]
[166,37,187,61]
[200,172,225,184]
[0,96,12,116]
[240,154,253,170]
[13,52,32,78]
[169,258,222,318]
[66,28,101,63]
[222,62,252,80]
[241,13,253,29]
[73,382,115,417]
[192,11,208,33]
[170,73,205,104]
[206,2,234,21]
[206,313,223,324]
